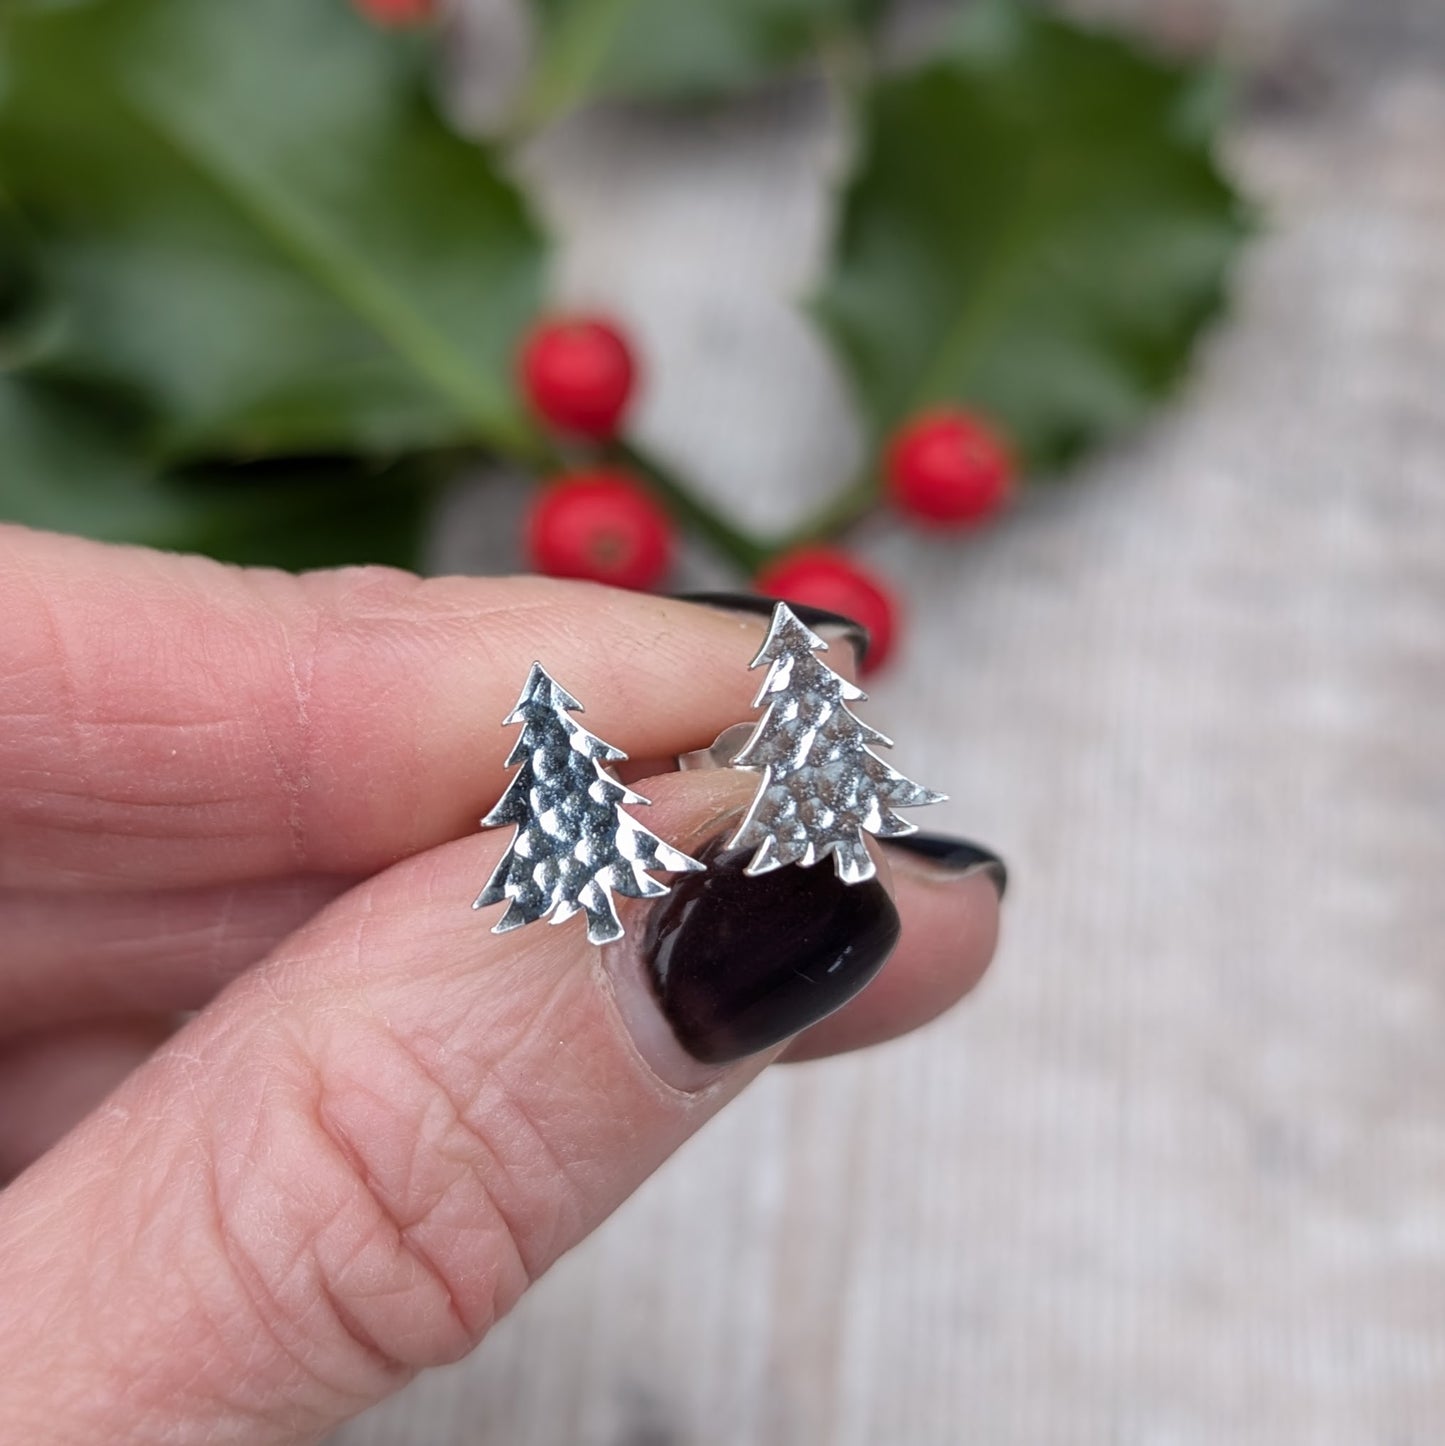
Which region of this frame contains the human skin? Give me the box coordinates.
[0,525,1000,1444]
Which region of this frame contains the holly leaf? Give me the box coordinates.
[523,0,877,121]
[814,0,1250,470]
[0,0,546,463]
[0,375,435,570]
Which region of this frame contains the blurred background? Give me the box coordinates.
[3,0,1442,1440]
[346,1,1444,1442]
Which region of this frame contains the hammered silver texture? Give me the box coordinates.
[474,663,704,945]
[728,604,946,884]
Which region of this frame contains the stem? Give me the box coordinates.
[514,435,881,575]
[514,0,632,134]
[772,472,880,553]
[817,21,874,112]
[615,440,773,574]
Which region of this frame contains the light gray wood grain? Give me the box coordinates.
[338,5,1445,1442]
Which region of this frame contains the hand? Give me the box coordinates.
[0,525,1001,1444]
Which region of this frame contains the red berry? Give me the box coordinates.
[352,0,434,25]
[528,470,672,592]
[520,315,637,441]
[755,547,898,675]
[886,408,1015,529]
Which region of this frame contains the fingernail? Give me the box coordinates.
[640,834,901,1066]
[672,591,871,669]
[884,833,1009,899]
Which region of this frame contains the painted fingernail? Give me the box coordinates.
[641,834,901,1065]
[672,591,871,668]
[884,834,1009,899]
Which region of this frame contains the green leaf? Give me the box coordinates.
[814,0,1250,471]
[524,0,875,121]
[0,375,436,570]
[0,0,547,462]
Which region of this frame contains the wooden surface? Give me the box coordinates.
[337,3,1445,1441]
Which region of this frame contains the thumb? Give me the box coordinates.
[0,770,902,1445]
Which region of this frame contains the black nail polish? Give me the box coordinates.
[885,834,1009,898]
[672,591,871,668]
[643,836,901,1065]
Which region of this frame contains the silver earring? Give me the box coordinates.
[475,663,704,945]
[682,603,946,884]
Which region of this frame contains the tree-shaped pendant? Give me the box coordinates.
[728,604,947,884]
[476,663,704,945]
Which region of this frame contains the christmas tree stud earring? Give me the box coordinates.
[474,663,704,946]
[684,602,947,885]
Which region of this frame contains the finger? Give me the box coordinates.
[0,769,926,1443]
[0,527,864,892]
[781,844,1004,1062]
[0,876,352,1036]
[0,832,997,1049]
[0,1017,171,1181]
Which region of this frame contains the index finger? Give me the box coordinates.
[0,527,860,891]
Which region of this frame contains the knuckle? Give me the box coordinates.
[299,564,464,636]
